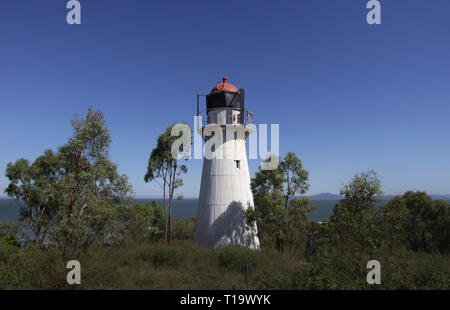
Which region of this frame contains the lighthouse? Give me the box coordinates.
[195,78,260,249]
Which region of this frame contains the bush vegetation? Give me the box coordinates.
[1,109,448,290]
[0,188,448,290]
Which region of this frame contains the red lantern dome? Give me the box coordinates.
[211,77,239,93]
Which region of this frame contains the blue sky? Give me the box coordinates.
[0,0,449,197]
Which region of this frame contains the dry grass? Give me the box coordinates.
[0,239,306,290]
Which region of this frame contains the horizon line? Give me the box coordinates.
[2,193,450,200]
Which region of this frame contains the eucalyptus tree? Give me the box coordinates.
[55,108,132,256]
[5,150,61,244]
[279,152,310,209]
[328,170,383,253]
[250,153,311,251]
[399,191,449,253]
[5,108,132,257]
[144,125,188,243]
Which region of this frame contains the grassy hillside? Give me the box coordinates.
[1,237,448,290]
[0,239,303,290]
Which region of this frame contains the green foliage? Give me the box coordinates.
[114,201,165,244]
[0,222,24,237]
[251,192,289,251]
[297,246,449,290]
[0,236,20,249]
[140,244,185,268]
[0,238,295,290]
[340,170,383,207]
[294,171,450,290]
[144,125,189,243]
[0,245,66,289]
[378,196,410,248]
[144,124,188,185]
[0,236,20,262]
[53,108,132,257]
[375,191,449,254]
[279,152,310,208]
[378,248,449,290]
[287,198,317,253]
[5,150,62,244]
[430,199,450,253]
[258,271,299,290]
[171,217,196,240]
[251,152,309,208]
[2,118,449,291]
[327,170,382,254]
[216,246,261,272]
[0,222,23,263]
[0,232,447,289]
[389,191,450,253]
[297,244,370,290]
[251,160,285,196]
[4,108,132,257]
[251,152,313,252]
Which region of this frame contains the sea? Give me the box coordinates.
[0,198,340,223]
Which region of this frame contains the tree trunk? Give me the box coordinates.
[422,230,426,252]
[167,171,172,244]
[167,163,177,244]
[276,236,282,252]
[163,180,168,242]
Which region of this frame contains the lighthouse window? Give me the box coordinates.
[235,160,240,169]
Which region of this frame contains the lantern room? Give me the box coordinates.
[197,77,253,128]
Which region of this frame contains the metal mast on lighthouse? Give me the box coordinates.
[195,78,260,249]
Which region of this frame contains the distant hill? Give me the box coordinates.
[301,193,342,200]
[380,194,450,200]
[300,193,450,201]
[2,194,450,201]
[430,194,450,200]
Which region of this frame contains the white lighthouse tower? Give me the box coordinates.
[195,78,260,249]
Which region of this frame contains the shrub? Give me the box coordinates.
[296,245,368,290]
[0,222,24,237]
[140,244,185,268]
[379,249,449,290]
[171,217,195,240]
[0,236,21,263]
[295,246,449,290]
[114,202,165,245]
[215,246,261,272]
[0,245,66,289]
[258,271,299,289]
